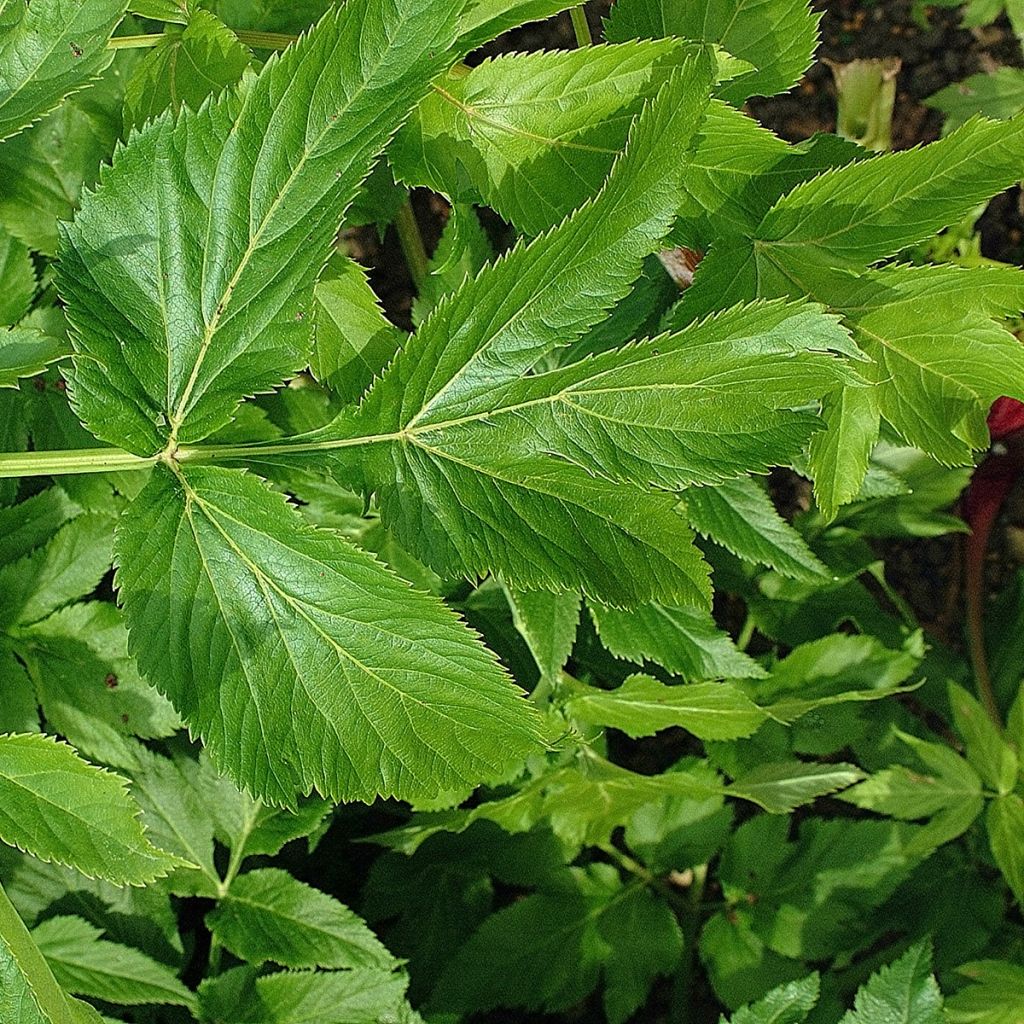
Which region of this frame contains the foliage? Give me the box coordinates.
[1,0,1024,1021]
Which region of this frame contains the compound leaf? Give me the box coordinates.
[315,65,719,605]
[429,864,680,1020]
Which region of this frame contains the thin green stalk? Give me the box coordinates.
[0,880,78,1023]
[109,29,297,51]
[736,611,756,652]
[107,33,164,49]
[569,5,594,46]
[0,447,158,479]
[394,199,430,291]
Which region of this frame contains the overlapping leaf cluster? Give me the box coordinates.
[2,0,1024,1020]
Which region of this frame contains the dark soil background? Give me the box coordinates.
[356,1,1024,649]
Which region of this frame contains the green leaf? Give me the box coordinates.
[604,0,821,102]
[566,674,768,740]
[0,488,80,567]
[0,72,121,256]
[32,915,195,1009]
[207,868,394,970]
[589,601,766,681]
[756,117,1024,273]
[840,730,984,822]
[808,385,881,521]
[726,761,864,813]
[115,464,541,805]
[310,259,405,403]
[429,864,680,1021]
[925,67,1024,132]
[127,749,222,897]
[0,733,180,885]
[0,328,68,389]
[122,10,252,129]
[333,291,852,604]
[198,757,332,861]
[684,477,829,582]
[723,975,820,1024]
[599,884,684,1024]
[15,602,180,770]
[0,514,113,630]
[671,99,790,248]
[421,298,858,496]
[0,647,40,733]
[715,816,924,964]
[504,585,580,683]
[0,880,101,1024]
[393,41,700,235]
[839,940,942,1024]
[129,0,189,23]
[457,0,577,50]
[320,65,719,605]
[0,227,35,324]
[60,0,468,454]
[831,265,1024,463]
[949,682,1018,794]
[946,961,1024,1024]
[0,0,127,142]
[372,754,721,853]
[987,794,1024,906]
[838,444,973,537]
[201,967,416,1024]
[750,633,924,723]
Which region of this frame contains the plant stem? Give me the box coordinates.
[109,29,297,51]
[107,33,163,48]
[736,611,756,652]
[0,447,158,479]
[569,5,594,46]
[965,538,1003,726]
[0,881,78,1023]
[394,199,430,291]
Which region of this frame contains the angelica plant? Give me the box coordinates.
[1,0,1024,1020]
